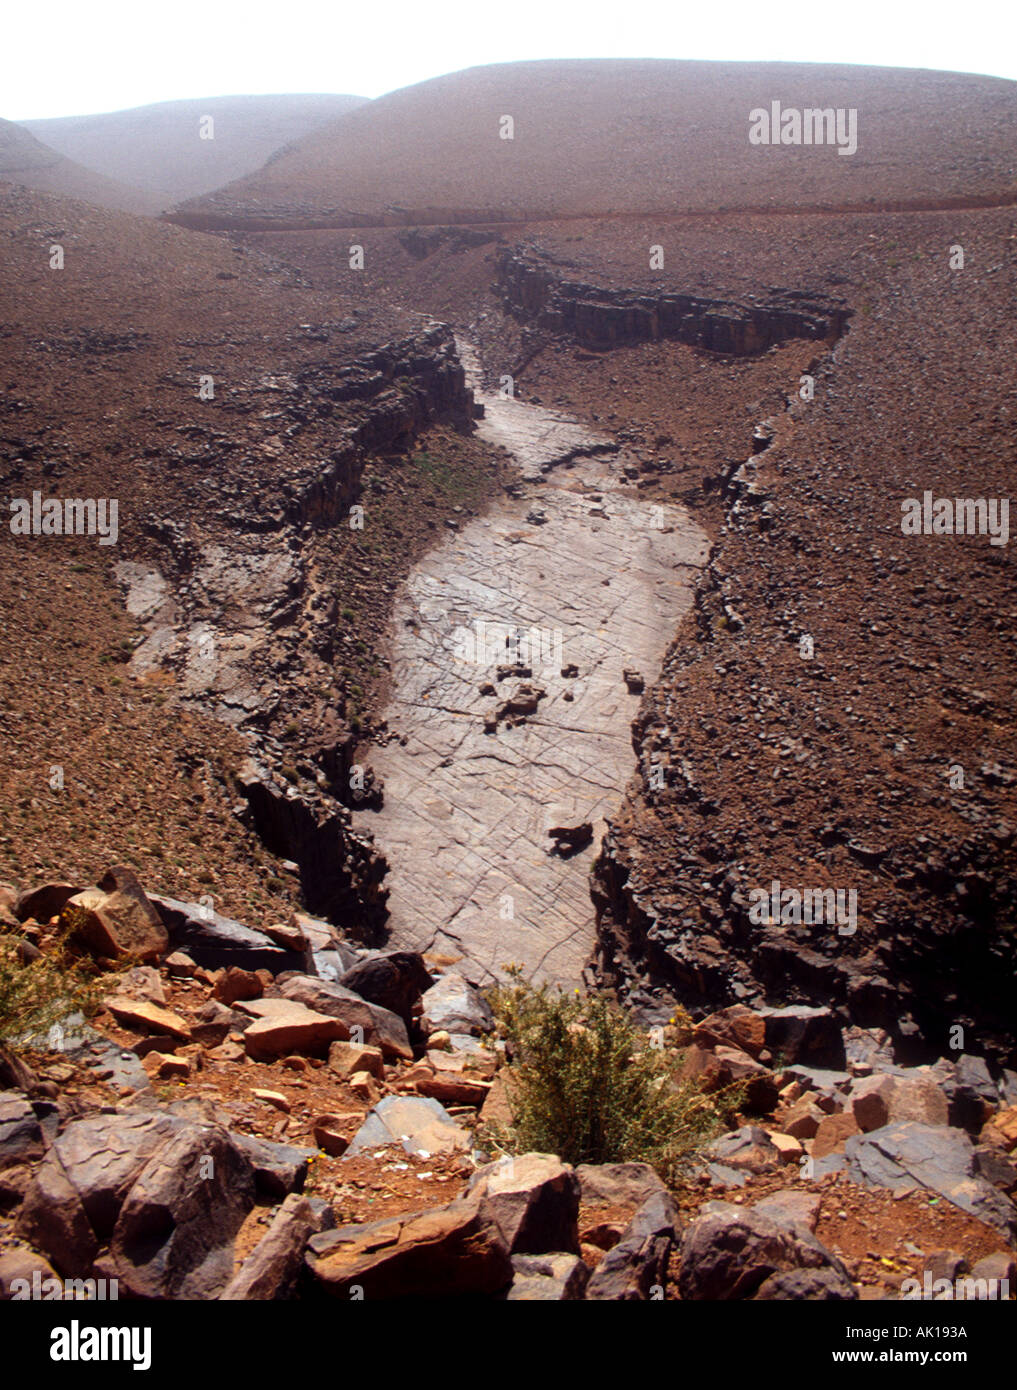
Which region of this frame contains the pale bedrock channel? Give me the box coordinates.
[353,339,710,986]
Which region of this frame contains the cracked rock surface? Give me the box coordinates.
[356,343,709,985]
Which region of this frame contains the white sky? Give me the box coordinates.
[6,0,1016,120]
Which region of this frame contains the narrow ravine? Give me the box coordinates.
[354,339,710,986]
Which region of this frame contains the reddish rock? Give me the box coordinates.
[238,999,348,1060]
[104,996,192,1042]
[61,866,168,962]
[307,1192,512,1298]
[812,1111,861,1158]
[212,966,264,1005]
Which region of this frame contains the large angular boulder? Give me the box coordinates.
[756,1006,846,1068]
[16,1109,186,1275]
[345,1095,469,1158]
[0,1093,44,1168]
[231,1134,316,1199]
[103,1124,255,1299]
[220,1193,322,1300]
[420,972,493,1037]
[935,1055,1001,1132]
[151,895,308,974]
[339,951,432,1028]
[277,975,412,1059]
[507,1253,590,1300]
[849,1073,949,1132]
[61,866,168,962]
[290,912,359,983]
[470,1153,580,1254]
[15,882,81,924]
[15,1106,197,1273]
[235,998,348,1060]
[104,996,192,1042]
[678,1200,856,1300]
[586,1191,680,1300]
[306,1191,512,1298]
[843,1122,1017,1240]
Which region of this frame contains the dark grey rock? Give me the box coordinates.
[586,1191,679,1300]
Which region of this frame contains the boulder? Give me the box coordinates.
[191,999,249,1046]
[18,1108,183,1250]
[979,1105,1017,1153]
[844,1122,1017,1240]
[849,1073,949,1132]
[312,1114,358,1157]
[276,975,412,1059]
[0,1093,44,1168]
[328,1041,385,1081]
[151,894,308,974]
[104,996,192,1042]
[289,912,359,982]
[782,1096,826,1141]
[812,1111,861,1158]
[220,1193,321,1300]
[575,1162,666,1209]
[969,1252,1016,1287]
[306,1191,512,1298]
[15,882,81,923]
[479,1073,516,1129]
[419,972,493,1037]
[237,999,348,1060]
[232,1134,315,1199]
[211,967,264,1005]
[706,1126,781,1174]
[681,1044,779,1113]
[104,1124,255,1299]
[117,966,166,1005]
[692,1005,766,1058]
[586,1191,680,1300]
[678,1200,855,1300]
[0,1044,37,1093]
[751,1189,821,1236]
[338,951,432,1027]
[936,1055,1000,1132]
[16,1108,188,1276]
[973,1145,1017,1194]
[754,1268,858,1300]
[507,1253,590,1300]
[470,1153,580,1254]
[345,1095,469,1158]
[412,1072,491,1107]
[61,867,168,962]
[756,1005,846,1068]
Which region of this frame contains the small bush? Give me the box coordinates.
[0,930,102,1054]
[486,972,738,1183]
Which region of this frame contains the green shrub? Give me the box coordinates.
[486,972,738,1183]
[0,930,102,1054]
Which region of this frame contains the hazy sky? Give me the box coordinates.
[8,0,1016,120]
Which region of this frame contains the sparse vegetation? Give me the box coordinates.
[0,927,102,1054]
[486,971,740,1183]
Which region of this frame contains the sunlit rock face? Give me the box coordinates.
[357,342,709,986]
